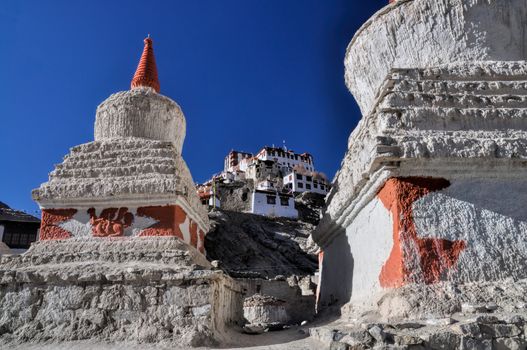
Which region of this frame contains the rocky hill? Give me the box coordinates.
[204,209,319,279]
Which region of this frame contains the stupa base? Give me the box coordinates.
[0,237,243,347]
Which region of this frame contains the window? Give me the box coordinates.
[280,197,289,206]
[306,183,312,190]
[202,200,207,205]
[2,222,38,249]
[295,155,298,160]
[320,185,325,190]
[314,183,318,189]
[267,195,276,204]
[297,182,304,188]
[306,176,312,182]
[296,174,303,180]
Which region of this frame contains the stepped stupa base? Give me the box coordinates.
[0,237,242,347]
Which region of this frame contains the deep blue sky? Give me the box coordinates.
[0,0,386,214]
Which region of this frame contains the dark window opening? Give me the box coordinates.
[306,176,312,182]
[306,184,312,190]
[2,222,39,249]
[266,195,276,205]
[242,192,248,201]
[280,197,289,206]
[296,174,303,180]
[297,182,304,188]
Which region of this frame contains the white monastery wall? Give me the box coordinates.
[251,192,297,219]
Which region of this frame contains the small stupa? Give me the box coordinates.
[32,37,209,251]
[0,38,241,347]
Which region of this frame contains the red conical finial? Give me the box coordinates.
[131,35,160,93]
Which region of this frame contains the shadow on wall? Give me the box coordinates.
[318,226,353,311]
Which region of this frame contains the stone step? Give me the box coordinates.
[380,91,527,110]
[390,79,527,96]
[382,132,527,160]
[391,62,527,82]
[50,164,178,179]
[64,149,176,162]
[56,158,175,171]
[377,108,527,132]
[36,177,183,200]
[69,139,174,154]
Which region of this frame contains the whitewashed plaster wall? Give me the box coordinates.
[346,0,527,115]
[413,177,527,283]
[251,192,298,219]
[318,197,393,307]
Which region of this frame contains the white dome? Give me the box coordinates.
[94,87,186,154]
[346,0,527,115]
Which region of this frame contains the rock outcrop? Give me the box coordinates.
[205,210,318,279]
[205,210,319,328]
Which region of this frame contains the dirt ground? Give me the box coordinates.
[8,326,322,350]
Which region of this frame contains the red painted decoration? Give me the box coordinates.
[377,177,466,287]
[88,208,133,237]
[40,204,205,253]
[189,221,198,248]
[131,37,160,93]
[40,209,77,240]
[136,205,186,239]
[198,229,205,254]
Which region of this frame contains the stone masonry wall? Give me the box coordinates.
[0,238,243,347]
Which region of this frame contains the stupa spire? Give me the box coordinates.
[131,35,160,93]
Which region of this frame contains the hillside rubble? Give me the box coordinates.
[215,180,254,213]
[311,306,527,349]
[204,210,318,279]
[294,192,326,225]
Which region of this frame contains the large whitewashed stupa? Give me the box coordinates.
[314,0,527,319]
